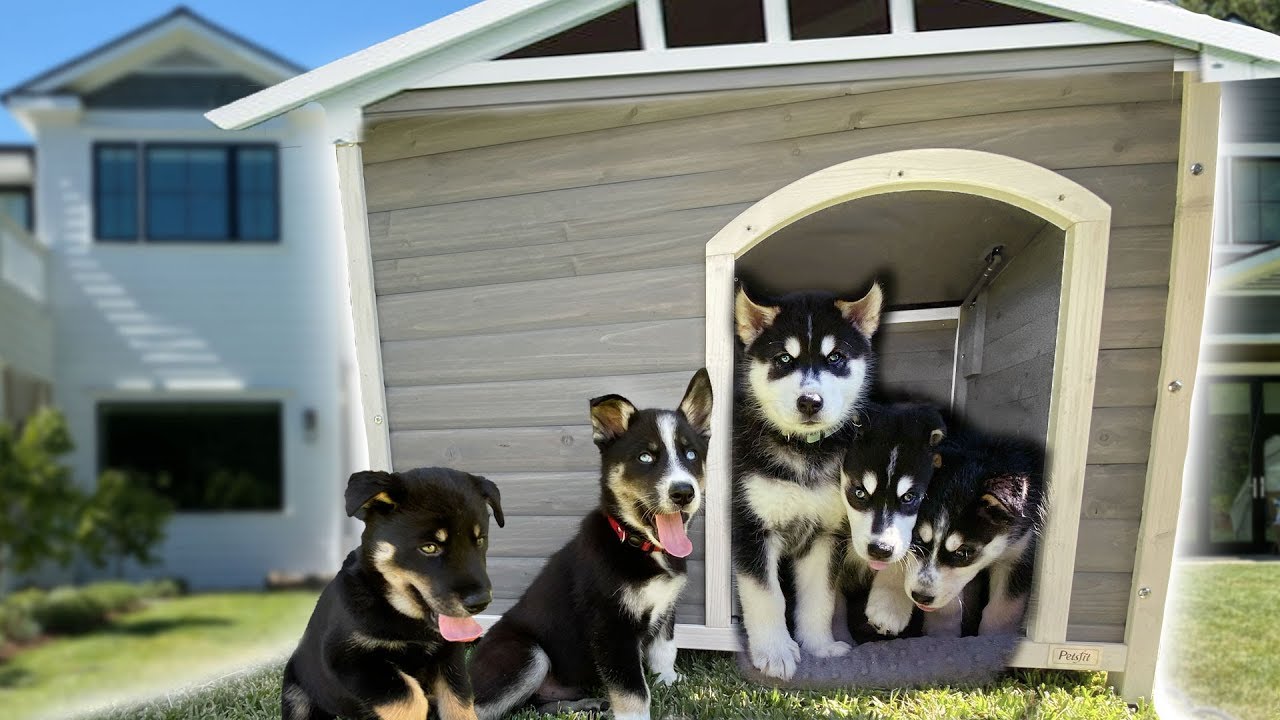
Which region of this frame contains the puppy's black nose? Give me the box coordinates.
[867,542,895,560]
[668,483,696,507]
[910,591,935,606]
[461,590,492,615]
[796,394,824,416]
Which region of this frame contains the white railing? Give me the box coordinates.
[0,212,46,303]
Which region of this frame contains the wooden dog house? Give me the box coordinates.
[209,0,1280,701]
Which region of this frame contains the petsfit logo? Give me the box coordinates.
[1048,645,1102,668]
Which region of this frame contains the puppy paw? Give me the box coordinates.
[749,632,801,680]
[800,638,852,658]
[864,589,913,637]
[653,670,683,686]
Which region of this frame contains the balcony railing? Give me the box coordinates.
[0,212,46,303]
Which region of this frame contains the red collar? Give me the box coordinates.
[606,515,664,554]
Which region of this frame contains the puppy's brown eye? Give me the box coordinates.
[420,543,441,556]
[638,452,655,464]
[954,545,975,562]
[901,491,916,504]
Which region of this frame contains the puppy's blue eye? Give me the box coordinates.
[827,351,845,364]
[852,488,867,500]
[420,543,441,556]
[775,353,792,365]
[638,452,655,464]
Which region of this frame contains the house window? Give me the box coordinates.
[0,188,32,230]
[98,402,284,511]
[94,143,279,242]
[1230,157,1280,245]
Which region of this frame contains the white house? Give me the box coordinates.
[0,145,53,424]
[3,8,363,588]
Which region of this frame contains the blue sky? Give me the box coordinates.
[0,1,483,143]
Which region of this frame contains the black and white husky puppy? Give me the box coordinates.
[469,370,712,720]
[897,429,1046,637]
[840,403,946,636]
[732,282,882,680]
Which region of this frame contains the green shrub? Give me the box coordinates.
[81,581,146,614]
[0,602,40,644]
[31,587,109,634]
[139,578,184,599]
[4,586,48,613]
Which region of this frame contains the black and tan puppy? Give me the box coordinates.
[282,467,504,720]
[469,369,713,720]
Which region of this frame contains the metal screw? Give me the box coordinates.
[1058,194,1066,201]
[373,414,383,425]
[1168,380,1184,393]
[1138,587,1152,599]
[897,170,905,177]
[1190,162,1204,176]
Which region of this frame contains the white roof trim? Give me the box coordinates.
[208,0,1280,131]
[1213,245,1280,291]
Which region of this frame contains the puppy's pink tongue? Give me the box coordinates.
[868,560,890,571]
[656,513,693,558]
[438,615,484,642]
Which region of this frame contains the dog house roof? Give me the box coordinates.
[208,0,1280,131]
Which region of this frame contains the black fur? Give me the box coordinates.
[282,467,503,720]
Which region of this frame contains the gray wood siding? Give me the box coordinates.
[875,322,957,406]
[363,65,1180,634]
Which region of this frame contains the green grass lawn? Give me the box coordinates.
[87,650,1151,720]
[1162,560,1280,720]
[0,590,318,720]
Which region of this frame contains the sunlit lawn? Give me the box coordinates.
[0,590,317,720]
[1162,560,1280,720]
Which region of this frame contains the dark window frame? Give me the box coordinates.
[0,185,34,231]
[96,400,287,514]
[92,141,280,244]
[1226,155,1280,246]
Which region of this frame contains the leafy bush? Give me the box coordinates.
[80,581,146,614]
[78,470,174,576]
[0,602,40,644]
[139,578,184,599]
[30,587,110,635]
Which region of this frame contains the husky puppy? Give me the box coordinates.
[469,370,713,720]
[732,282,882,680]
[902,430,1046,637]
[840,403,946,637]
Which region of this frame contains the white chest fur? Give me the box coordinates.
[743,473,846,531]
[620,572,687,626]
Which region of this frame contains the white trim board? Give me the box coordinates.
[208,0,1280,130]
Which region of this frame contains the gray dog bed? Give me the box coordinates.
[735,634,1023,690]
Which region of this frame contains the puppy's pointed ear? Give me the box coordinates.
[590,394,637,446]
[735,285,779,346]
[469,474,505,528]
[345,470,399,519]
[979,473,1030,525]
[835,282,883,338]
[679,368,713,439]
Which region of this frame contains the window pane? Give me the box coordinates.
[501,3,641,58]
[789,0,889,40]
[1261,203,1280,244]
[1258,159,1280,202]
[146,146,229,240]
[663,0,765,47]
[95,146,138,240]
[99,402,283,511]
[235,148,278,240]
[1234,158,1260,203]
[0,190,30,230]
[914,0,1062,30]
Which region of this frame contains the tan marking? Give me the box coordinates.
[929,428,946,446]
[473,524,481,539]
[372,671,428,720]
[435,528,448,542]
[981,493,1008,512]
[433,675,478,720]
[365,491,396,511]
[933,453,943,468]
[349,631,408,651]
[591,397,636,442]
[945,533,965,552]
[372,541,430,619]
[608,691,650,717]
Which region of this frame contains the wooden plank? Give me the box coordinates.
[381,318,705,386]
[1117,75,1221,702]
[482,472,600,515]
[375,265,704,342]
[1066,624,1126,644]
[372,201,745,263]
[876,348,956,385]
[1098,286,1169,350]
[362,84,855,161]
[1059,164,1177,228]
[391,425,598,473]
[365,99,1180,212]
[1081,464,1148,521]
[1074,518,1141,573]
[874,325,956,355]
[704,253,735,628]
[981,224,1064,348]
[1093,348,1162,408]
[1067,571,1133,628]
[385,371,699,430]
[1106,226,1174,289]
[879,380,953,406]
[334,142,393,471]
[1087,406,1156,464]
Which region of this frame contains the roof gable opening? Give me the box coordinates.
[501,3,642,58]
[789,0,890,40]
[914,0,1063,31]
[662,0,765,47]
